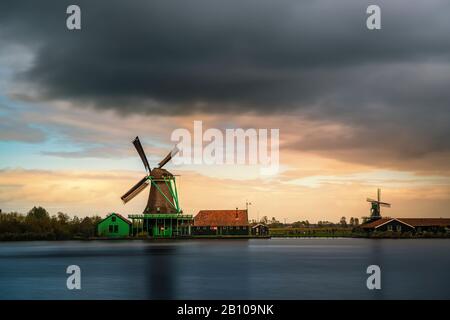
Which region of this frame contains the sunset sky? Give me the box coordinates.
[0,0,449,222]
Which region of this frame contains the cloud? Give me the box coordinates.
[0,119,45,143]
[0,103,46,143]
[1,0,449,110]
[1,167,448,220]
[0,0,449,171]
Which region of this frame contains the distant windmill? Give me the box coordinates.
[366,188,391,220]
[121,136,181,214]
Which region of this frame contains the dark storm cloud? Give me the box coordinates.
[1,0,449,108]
[0,0,449,164]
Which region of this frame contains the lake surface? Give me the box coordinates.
[0,238,449,299]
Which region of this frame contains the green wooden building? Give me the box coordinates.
[97,213,131,237]
[128,213,193,238]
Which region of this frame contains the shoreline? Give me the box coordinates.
[1,234,450,242]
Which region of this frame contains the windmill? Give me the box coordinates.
[121,136,181,214]
[366,188,391,220]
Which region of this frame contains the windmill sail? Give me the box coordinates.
[158,146,180,168]
[133,137,151,172]
[121,176,149,203]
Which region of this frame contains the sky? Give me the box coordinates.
[0,0,449,222]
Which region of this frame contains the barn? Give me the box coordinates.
[97,213,131,237]
[251,223,269,236]
[192,209,249,236]
[360,217,450,233]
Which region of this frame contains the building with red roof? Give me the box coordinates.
[192,209,249,236]
[360,217,450,233]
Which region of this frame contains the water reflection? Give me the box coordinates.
[366,239,385,300]
[0,239,449,299]
[144,245,177,299]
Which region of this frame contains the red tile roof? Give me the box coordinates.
[360,218,392,229]
[398,218,450,227]
[194,210,249,227]
[361,217,450,229]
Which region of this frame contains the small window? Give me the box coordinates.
[396,225,402,232]
[109,225,113,232]
[111,216,116,222]
[114,225,119,233]
[387,225,393,231]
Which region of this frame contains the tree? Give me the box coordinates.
[268,217,283,228]
[354,218,360,226]
[349,217,355,226]
[292,221,303,228]
[292,220,311,228]
[25,206,51,233]
[0,207,101,240]
[340,216,347,228]
[57,212,70,224]
[26,206,50,220]
[260,216,268,224]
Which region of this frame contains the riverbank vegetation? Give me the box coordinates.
[1,209,448,240]
[261,215,359,238]
[0,207,101,241]
[256,215,449,238]
[268,227,450,238]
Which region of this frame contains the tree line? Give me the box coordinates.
[0,206,101,241]
[254,216,360,228]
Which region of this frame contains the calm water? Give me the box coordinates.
[0,238,449,299]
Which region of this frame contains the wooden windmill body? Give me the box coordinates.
[366,188,391,221]
[121,137,181,214]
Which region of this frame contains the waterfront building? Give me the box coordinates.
[360,217,450,233]
[97,213,131,237]
[251,223,269,236]
[192,209,249,236]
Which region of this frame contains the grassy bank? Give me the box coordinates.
[269,227,450,239]
[269,227,354,238]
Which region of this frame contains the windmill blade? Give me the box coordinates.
[379,202,391,207]
[132,136,151,172]
[158,145,180,168]
[366,198,377,202]
[121,176,149,203]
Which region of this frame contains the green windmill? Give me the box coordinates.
[366,188,391,221]
[121,136,181,214]
[121,137,192,238]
